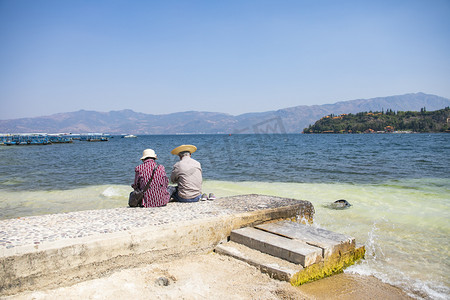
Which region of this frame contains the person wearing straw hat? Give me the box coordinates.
[132,149,170,207]
[170,144,204,202]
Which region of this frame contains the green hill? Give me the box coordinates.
[303,107,450,133]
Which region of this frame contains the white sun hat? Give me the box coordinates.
[140,149,157,160]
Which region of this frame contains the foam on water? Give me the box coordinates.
[101,186,125,198]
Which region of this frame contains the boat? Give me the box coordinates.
[80,133,110,142]
[48,134,73,143]
[123,134,137,138]
[1,134,51,146]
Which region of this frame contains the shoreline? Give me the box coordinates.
[6,252,413,300]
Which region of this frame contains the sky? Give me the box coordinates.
[1,0,449,119]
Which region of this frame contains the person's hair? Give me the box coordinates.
[143,157,156,161]
[178,151,191,157]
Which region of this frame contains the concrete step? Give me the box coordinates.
[215,241,302,282]
[255,220,355,258]
[230,227,323,267]
[223,220,365,286]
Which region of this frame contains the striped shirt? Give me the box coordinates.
[134,159,170,207]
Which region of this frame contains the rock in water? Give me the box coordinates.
[325,199,352,210]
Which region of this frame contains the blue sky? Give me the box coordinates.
[1,0,449,119]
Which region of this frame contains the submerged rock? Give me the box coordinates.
[325,199,352,210]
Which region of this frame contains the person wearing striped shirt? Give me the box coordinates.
[132,149,170,207]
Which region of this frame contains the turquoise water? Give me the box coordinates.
[0,134,449,299]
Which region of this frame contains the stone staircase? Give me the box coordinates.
[215,220,365,285]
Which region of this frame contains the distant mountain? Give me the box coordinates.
[1,93,449,134]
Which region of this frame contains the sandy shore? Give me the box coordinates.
[6,252,413,300]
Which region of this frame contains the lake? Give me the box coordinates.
[0,133,449,299]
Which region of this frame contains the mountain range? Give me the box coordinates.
[1,93,449,134]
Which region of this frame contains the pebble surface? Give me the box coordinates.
[0,195,307,250]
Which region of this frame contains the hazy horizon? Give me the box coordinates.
[1,92,448,123]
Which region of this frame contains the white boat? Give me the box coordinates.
[123,134,137,138]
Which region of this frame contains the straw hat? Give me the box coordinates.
[171,144,197,155]
[141,149,157,160]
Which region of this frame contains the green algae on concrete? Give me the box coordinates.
[290,245,365,286]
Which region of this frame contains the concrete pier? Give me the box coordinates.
[0,195,314,296]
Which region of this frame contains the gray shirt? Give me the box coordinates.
[170,156,202,199]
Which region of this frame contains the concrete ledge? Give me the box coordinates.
[255,220,355,259]
[230,227,323,267]
[0,195,314,296]
[215,241,301,282]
